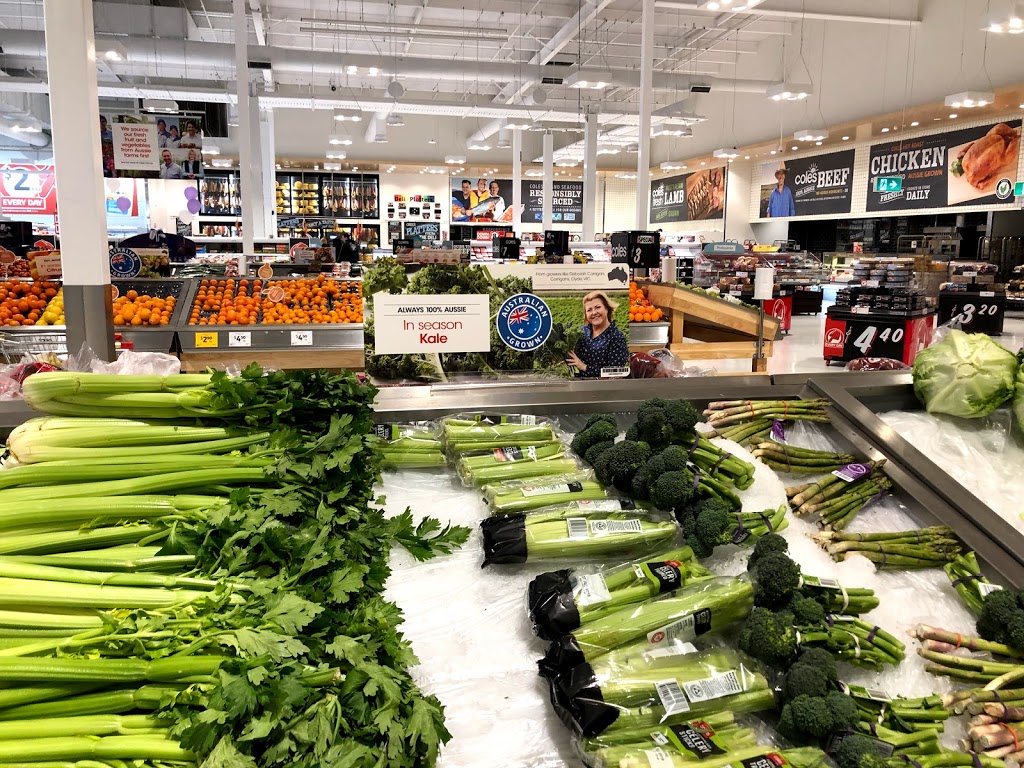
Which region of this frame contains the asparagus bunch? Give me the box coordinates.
[944,552,997,616]
[845,686,951,733]
[913,624,1024,687]
[703,418,773,447]
[786,461,890,529]
[945,688,1024,715]
[814,527,963,569]
[946,681,1024,764]
[752,439,857,474]
[703,399,832,430]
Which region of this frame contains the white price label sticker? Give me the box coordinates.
[654,679,691,716]
[573,573,612,606]
[588,519,643,536]
[735,271,749,278]
[963,271,978,278]
[644,748,675,768]
[647,613,697,645]
[978,582,1004,596]
[681,671,742,703]
[980,291,995,298]
[290,330,313,346]
[864,280,880,288]
[852,306,870,314]
[228,331,251,348]
[729,290,742,297]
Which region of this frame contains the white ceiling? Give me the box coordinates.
[0,0,1021,168]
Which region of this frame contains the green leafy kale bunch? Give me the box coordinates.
[625,397,701,450]
[362,256,408,297]
[775,650,860,746]
[977,587,1024,650]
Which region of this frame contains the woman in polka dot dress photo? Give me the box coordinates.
[567,291,630,378]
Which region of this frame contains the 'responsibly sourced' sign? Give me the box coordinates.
[373,294,490,355]
[866,120,1021,211]
[521,180,585,223]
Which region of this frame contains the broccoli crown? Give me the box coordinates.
[788,695,837,740]
[645,455,668,479]
[976,588,1024,647]
[686,534,715,560]
[659,445,691,472]
[776,702,798,742]
[692,499,732,551]
[834,734,890,768]
[631,466,652,500]
[633,398,701,449]
[596,440,651,491]
[584,440,615,467]
[635,407,670,449]
[790,595,827,626]
[797,648,838,683]
[748,533,790,569]
[750,551,802,609]
[738,607,798,668]
[625,423,640,442]
[783,662,831,701]
[825,691,861,731]
[650,469,696,513]
[583,414,618,432]
[570,421,620,460]
[664,399,701,435]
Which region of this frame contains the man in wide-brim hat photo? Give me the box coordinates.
[767,165,796,217]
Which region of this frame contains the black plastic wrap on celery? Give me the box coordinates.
[546,660,619,737]
[480,514,528,566]
[528,570,582,641]
[537,634,586,679]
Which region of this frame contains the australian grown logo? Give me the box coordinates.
[496,293,553,352]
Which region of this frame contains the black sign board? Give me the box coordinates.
[0,221,32,257]
[937,291,1005,335]
[543,230,570,257]
[866,120,1021,212]
[392,238,414,254]
[611,231,660,269]
[522,180,584,223]
[404,221,441,242]
[758,150,855,218]
[492,236,521,260]
[650,168,726,224]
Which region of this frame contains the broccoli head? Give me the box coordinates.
[650,469,696,513]
[631,466,652,500]
[689,498,732,555]
[583,414,618,432]
[659,444,691,471]
[625,423,640,442]
[789,695,838,740]
[797,649,838,684]
[750,551,802,609]
[976,588,1022,646]
[834,734,891,768]
[783,662,831,701]
[584,440,615,467]
[825,691,861,731]
[738,607,798,668]
[776,702,798,742]
[748,533,790,569]
[664,399,701,435]
[635,407,671,450]
[790,595,827,626]
[570,420,620,460]
[595,440,651,492]
[633,398,702,448]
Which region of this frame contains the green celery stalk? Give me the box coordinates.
[484,474,607,514]
[0,713,164,740]
[0,733,192,761]
[586,729,762,768]
[462,458,580,486]
[0,577,221,610]
[0,470,265,503]
[0,685,173,721]
[4,549,195,573]
[0,455,272,490]
[0,655,224,683]
[0,496,223,532]
[582,710,739,749]
[458,442,566,470]
[0,526,169,557]
[0,610,105,632]
[0,559,220,591]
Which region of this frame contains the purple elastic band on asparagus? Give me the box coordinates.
[950,573,983,587]
[692,469,702,492]
[867,627,879,642]
[972,754,983,768]
[758,511,774,532]
[710,452,730,474]
[688,434,701,459]
[735,515,746,534]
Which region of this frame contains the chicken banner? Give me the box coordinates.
[866,120,1021,212]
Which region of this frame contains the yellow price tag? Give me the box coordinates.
[194,332,219,348]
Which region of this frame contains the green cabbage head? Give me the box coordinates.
[912,329,1017,418]
[1015,350,1024,433]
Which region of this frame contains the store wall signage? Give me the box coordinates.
[874,177,903,193]
[531,264,630,291]
[0,164,57,215]
[522,180,584,223]
[757,150,855,218]
[373,294,491,354]
[650,167,726,224]
[108,247,142,279]
[866,120,1021,211]
[103,114,207,180]
[496,293,553,352]
[451,178,516,223]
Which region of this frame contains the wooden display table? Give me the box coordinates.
[641,283,780,372]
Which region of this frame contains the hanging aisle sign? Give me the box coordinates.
[866,120,1021,211]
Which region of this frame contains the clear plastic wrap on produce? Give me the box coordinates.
[539,577,754,677]
[442,413,560,454]
[456,442,580,486]
[527,545,716,641]
[482,471,608,514]
[548,640,774,738]
[481,504,679,567]
[375,421,448,469]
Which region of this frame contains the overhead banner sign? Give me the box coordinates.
[521,180,584,223]
[103,114,207,180]
[451,177,515,223]
[0,164,57,215]
[866,120,1021,211]
[758,150,855,218]
[650,167,726,224]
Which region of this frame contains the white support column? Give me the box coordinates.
[511,128,522,238]
[542,131,554,230]
[245,84,266,243]
[42,0,114,360]
[583,110,598,241]
[233,0,255,271]
[635,0,655,230]
[260,109,276,238]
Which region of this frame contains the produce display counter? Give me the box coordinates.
[642,282,780,370]
[178,323,364,372]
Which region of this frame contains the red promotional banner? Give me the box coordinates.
[0,164,57,215]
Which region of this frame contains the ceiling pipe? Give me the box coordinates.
[0,120,51,148]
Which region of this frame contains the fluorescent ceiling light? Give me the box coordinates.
[346,65,358,75]
[981,4,1024,33]
[203,143,220,155]
[328,133,353,146]
[616,172,637,179]
[324,162,342,171]
[333,109,362,122]
[327,151,347,160]
[525,169,544,177]
[506,119,532,130]
[565,69,613,90]
[766,82,810,102]
[713,147,740,159]
[556,161,577,167]
[142,98,178,114]
[371,133,388,144]
[444,154,466,164]
[386,113,405,127]
[652,124,693,137]
[103,41,129,62]
[468,143,491,150]
[660,162,684,171]
[944,90,995,108]
[596,147,620,155]
[794,128,827,142]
